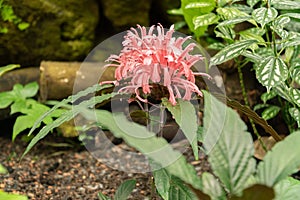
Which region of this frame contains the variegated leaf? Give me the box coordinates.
[255,56,288,91]
[290,88,300,107]
[215,26,235,41]
[247,0,261,8]
[217,16,252,27]
[274,83,293,102]
[217,7,249,19]
[210,40,257,66]
[230,4,253,14]
[290,65,300,85]
[185,1,215,9]
[271,0,300,10]
[252,7,278,27]
[207,42,225,50]
[283,13,300,20]
[261,90,277,104]
[193,13,219,29]
[262,106,281,121]
[241,50,262,64]
[289,108,300,127]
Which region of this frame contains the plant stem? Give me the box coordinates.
[158,104,165,137]
[237,62,268,152]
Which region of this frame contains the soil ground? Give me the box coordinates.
[0,132,209,200]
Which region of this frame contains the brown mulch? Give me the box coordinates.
[0,132,210,200]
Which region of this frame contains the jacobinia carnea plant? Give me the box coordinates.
[23,24,300,199]
[172,0,300,131]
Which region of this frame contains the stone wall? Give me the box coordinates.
[0,0,181,66]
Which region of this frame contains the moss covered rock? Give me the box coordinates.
[100,0,151,30]
[0,0,99,66]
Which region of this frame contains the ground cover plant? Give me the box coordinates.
[20,23,300,199]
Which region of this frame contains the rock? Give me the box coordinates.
[100,0,151,30]
[151,0,182,25]
[0,0,99,66]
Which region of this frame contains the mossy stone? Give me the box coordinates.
[0,0,99,66]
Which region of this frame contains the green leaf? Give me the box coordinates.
[260,90,277,104]
[17,22,30,30]
[217,16,252,27]
[230,4,253,14]
[0,91,14,109]
[114,179,136,200]
[97,192,110,200]
[153,168,171,200]
[0,164,8,174]
[202,172,226,200]
[203,91,256,195]
[290,88,300,107]
[257,131,300,186]
[28,83,113,136]
[274,83,293,102]
[290,65,300,85]
[13,115,37,141]
[0,64,20,76]
[274,177,300,200]
[10,99,26,114]
[247,0,261,8]
[22,92,114,158]
[21,82,39,98]
[241,50,262,64]
[230,184,275,200]
[289,108,300,127]
[261,106,281,121]
[167,8,183,15]
[184,1,215,9]
[252,7,278,27]
[271,0,300,10]
[255,56,288,91]
[168,176,198,200]
[216,7,249,19]
[193,13,219,29]
[214,26,235,41]
[0,191,28,200]
[210,40,257,66]
[162,98,199,160]
[181,0,216,37]
[82,110,207,194]
[207,42,225,50]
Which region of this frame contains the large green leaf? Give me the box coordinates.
[274,177,300,200]
[203,91,256,195]
[22,92,114,158]
[202,172,226,200]
[82,109,207,194]
[210,40,257,66]
[255,56,288,92]
[181,0,216,37]
[0,91,14,109]
[257,131,300,186]
[162,98,199,160]
[114,179,136,200]
[28,83,113,136]
[252,7,278,27]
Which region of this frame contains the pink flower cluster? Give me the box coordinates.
[105,24,209,105]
